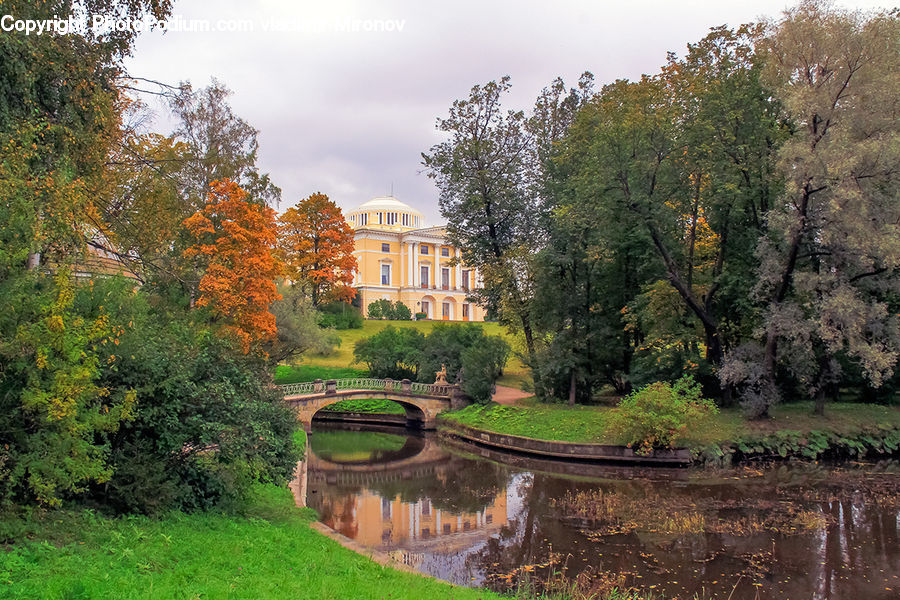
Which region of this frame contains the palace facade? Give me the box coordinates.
[348,196,485,321]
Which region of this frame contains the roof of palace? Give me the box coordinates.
[352,196,424,216]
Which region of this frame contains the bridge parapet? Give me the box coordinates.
[278,378,456,399]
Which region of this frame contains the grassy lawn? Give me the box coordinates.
[441,400,900,448]
[295,320,532,390]
[0,486,502,600]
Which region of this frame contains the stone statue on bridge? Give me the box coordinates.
[434,364,448,384]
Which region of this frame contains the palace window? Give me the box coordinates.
[381,243,390,253]
[462,304,469,318]
[421,300,429,317]
[462,270,470,291]
[359,213,368,226]
[442,302,450,318]
[381,264,391,286]
[420,245,429,255]
[420,265,429,288]
[441,268,450,289]
[441,247,449,257]
[402,213,409,226]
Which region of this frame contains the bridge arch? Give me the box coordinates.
[310,395,428,429]
[282,379,460,432]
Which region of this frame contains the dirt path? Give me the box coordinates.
[491,385,532,406]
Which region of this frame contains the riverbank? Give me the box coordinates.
[439,401,900,464]
[0,485,505,600]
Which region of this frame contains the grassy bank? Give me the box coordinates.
[0,486,503,600]
[290,320,532,390]
[441,400,900,457]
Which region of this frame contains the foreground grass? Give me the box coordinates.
[441,400,900,448]
[297,320,532,390]
[0,486,502,600]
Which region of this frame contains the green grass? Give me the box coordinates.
[441,400,900,448]
[274,364,367,384]
[299,320,532,390]
[0,486,503,600]
[442,402,617,443]
[319,398,406,414]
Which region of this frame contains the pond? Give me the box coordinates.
[306,423,900,599]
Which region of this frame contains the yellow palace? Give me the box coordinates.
[347,196,485,321]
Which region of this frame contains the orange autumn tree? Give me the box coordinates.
[277,192,357,307]
[184,179,282,353]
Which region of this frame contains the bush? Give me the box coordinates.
[392,301,412,320]
[79,279,300,514]
[414,312,427,321]
[366,299,412,321]
[353,326,425,380]
[609,376,717,455]
[461,336,511,403]
[318,301,363,329]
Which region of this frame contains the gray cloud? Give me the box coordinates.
[124,0,889,225]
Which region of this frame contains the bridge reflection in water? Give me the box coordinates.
[306,424,510,580]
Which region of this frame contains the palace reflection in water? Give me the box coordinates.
[306,424,900,598]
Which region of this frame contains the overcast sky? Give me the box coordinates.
[124,0,889,225]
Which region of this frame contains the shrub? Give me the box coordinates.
[609,376,717,455]
[461,336,511,403]
[366,299,388,319]
[75,279,300,514]
[318,301,363,329]
[366,299,412,321]
[392,301,412,320]
[414,312,427,321]
[353,326,425,380]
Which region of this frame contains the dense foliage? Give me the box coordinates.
[366,299,412,320]
[353,324,510,400]
[317,300,364,330]
[609,377,718,455]
[425,1,899,416]
[0,2,307,511]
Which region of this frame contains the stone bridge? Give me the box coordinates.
[280,378,467,432]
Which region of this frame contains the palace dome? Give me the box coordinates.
[348,196,424,230]
[355,196,423,215]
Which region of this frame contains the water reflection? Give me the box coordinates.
[307,424,900,598]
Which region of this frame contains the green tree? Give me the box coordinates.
[461,336,511,403]
[423,77,542,363]
[171,80,281,208]
[392,301,413,321]
[265,283,338,365]
[353,326,425,380]
[0,273,135,506]
[366,299,392,320]
[723,1,900,417]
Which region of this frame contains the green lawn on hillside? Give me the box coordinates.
[0,486,502,600]
[288,319,532,390]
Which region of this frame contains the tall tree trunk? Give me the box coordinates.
[763,181,816,410]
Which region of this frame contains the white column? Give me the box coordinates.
[412,242,419,287]
[407,242,413,286]
[454,248,462,290]
[436,510,442,535]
